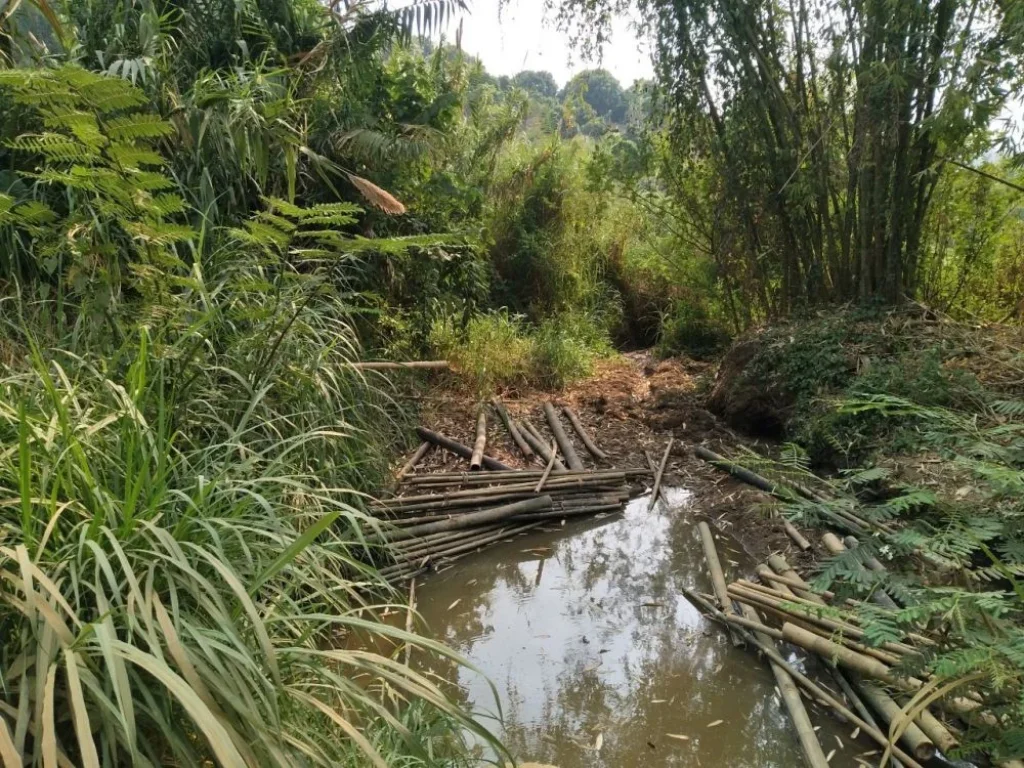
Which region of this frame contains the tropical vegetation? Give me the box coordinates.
[1,0,1024,764]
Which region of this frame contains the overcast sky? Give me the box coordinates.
[453,0,654,87]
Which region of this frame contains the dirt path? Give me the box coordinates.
[409,351,816,571]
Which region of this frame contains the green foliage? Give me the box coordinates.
[429,310,535,395]
[656,300,731,360]
[783,394,1024,759]
[556,0,1024,311]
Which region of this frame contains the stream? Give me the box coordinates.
[413,488,872,767]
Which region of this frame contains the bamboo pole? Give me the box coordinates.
[767,554,828,605]
[914,708,959,755]
[737,603,829,768]
[827,667,904,768]
[727,585,908,663]
[728,582,920,655]
[698,521,742,646]
[377,496,552,543]
[406,468,650,482]
[374,474,626,508]
[543,402,584,470]
[469,410,487,471]
[779,623,980,717]
[535,442,558,492]
[381,523,543,581]
[648,438,673,511]
[519,419,567,471]
[844,535,888,573]
[562,406,608,460]
[396,442,432,481]
[856,681,936,761]
[416,427,513,471]
[822,533,899,610]
[681,589,925,768]
[491,399,533,459]
[352,360,449,370]
[784,521,812,551]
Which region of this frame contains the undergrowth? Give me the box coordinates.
[0,66,502,767]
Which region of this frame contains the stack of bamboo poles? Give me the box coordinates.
[373,469,649,582]
[375,400,658,583]
[690,523,980,768]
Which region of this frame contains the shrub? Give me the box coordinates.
[656,300,732,360]
[429,310,535,395]
[532,310,613,388]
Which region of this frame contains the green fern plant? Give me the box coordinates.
[0,66,191,303]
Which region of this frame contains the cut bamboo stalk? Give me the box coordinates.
[779,623,983,718]
[491,399,533,459]
[374,475,626,507]
[392,526,511,566]
[469,410,487,471]
[698,521,742,646]
[403,579,416,666]
[512,503,624,523]
[352,360,449,370]
[416,427,513,471]
[856,681,936,761]
[914,707,958,754]
[519,419,567,471]
[382,491,627,524]
[382,523,544,580]
[844,535,888,573]
[535,443,558,492]
[543,402,584,470]
[829,670,906,768]
[396,442,432,481]
[784,521,812,551]
[406,468,650,482]
[563,406,608,460]
[767,554,828,605]
[648,437,673,511]
[822,533,899,610]
[728,583,918,656]
[759,570,834,601]
[681,589,925,768]
[727,585,907,663]
[737,602,830,768]
[377,496,552,543]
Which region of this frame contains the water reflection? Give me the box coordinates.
[415,488,865,767]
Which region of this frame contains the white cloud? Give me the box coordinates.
[452,0,654,87]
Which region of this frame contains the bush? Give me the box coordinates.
[532,310,613,388]
[429,309,613,394]
[429,310,535,395]
[656,300,732,360]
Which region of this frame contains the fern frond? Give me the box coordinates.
[7,133,99,163]
[104,113,175,142]
[106,144,166,169]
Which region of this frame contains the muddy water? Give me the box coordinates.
[414,489,871,767]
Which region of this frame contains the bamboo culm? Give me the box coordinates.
[416,427,513,471]
[543,402,584,470]
[562,406,608,460]
[491,399,533,459]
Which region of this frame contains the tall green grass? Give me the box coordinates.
[0,252,501,765]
